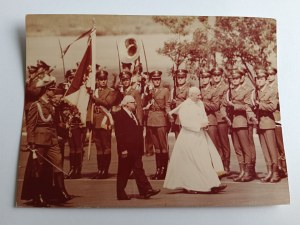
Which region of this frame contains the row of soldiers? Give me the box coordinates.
[22,59,287,206]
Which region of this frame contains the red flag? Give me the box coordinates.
[64,28,96,125]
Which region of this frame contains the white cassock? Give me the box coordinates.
[163,98,224,192]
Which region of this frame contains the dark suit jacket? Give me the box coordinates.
[113,108,144,156]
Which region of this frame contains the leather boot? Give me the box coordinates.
[279,159,288,178]
[241,163,255,182]
[233,163,245,182]
[260,165,273,182]
[101,154,111,179]
[223,160,231,176]
[150,153,161,180]
[33,193,50,207]
[74,153,82,179]
[270,164,281,183]
[54,172,74,203]
[92,155,104,179]
[66,153,76,179]
[251,162,258,179]
[157,153,168,180]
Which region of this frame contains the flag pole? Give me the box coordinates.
[87,103,94,161]
[58,38,66,77]
[116,42,121,73]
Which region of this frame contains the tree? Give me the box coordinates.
[152,16,195,71]
[213,17,277,78]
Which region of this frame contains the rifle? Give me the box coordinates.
[226,82,234,134]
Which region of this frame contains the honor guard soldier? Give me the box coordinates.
[92,70,120,179]
[119,71,143,125]
[145,70,170,180]
[167,69,190,138]
[239,67,258,177]
[199,69,222,158]
[221,69,256,182]
[255,69,280,182]
[57,69,76,92]
[211,67,231,175]
[267,67,287,178]
[22,74,73,207]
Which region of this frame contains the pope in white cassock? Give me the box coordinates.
[163,87,227,193]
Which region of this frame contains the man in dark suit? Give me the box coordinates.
[113,95,160,200]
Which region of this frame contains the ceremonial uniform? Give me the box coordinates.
[213,79,231,173]
[221,70,255,182]
[22,74,72,206]
[92,71,119,179]
[147,71,170,180]
[167,69,190,138]
[200,69,222,158]
[255,69,281,182]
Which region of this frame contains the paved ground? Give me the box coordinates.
[15,132,290,208]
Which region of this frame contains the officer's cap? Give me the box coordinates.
[27,65,38,74]
[231,69,243,79]
[256,69,268,78]
[210,67,224,76]
[96,70,109,80]
[36,60,50,70]
[119,71,132,80]
[35,74,56,88]
[175,69,188,78]
[65,69,76,78]
[199,68,211,78]
[150,70,162,79]
[267,67,277,76]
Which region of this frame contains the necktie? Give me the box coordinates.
[131,112,138,125]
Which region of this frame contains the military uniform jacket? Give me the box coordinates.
[257,84,279,130]
[268,81,281,122]
[221,85,252,128]
[213,81,228,123]
[242,81,256,124]
[123,86,143,125]
[27,97,58,146]
[168,83,190,125]
[25,80,41,112]
[201,84,219,126]
[93,87,118,129]
[147,86,170,127]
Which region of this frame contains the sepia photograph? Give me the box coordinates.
[15,14,289,208]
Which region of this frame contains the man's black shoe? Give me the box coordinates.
[211,184,227,193]
[143,189,160,199]
[117,195,131,200]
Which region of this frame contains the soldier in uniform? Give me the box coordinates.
[199,69,222,157]
[267,67,287,178]
[167,69,190,138]
[239,68,258,177]
[221,69,256,182]
[22,74,73,207]
[91,70,120,179]
[211,67,231,175]
[144,70,170,180]
[255,69,280,182]
[119,71,143,125]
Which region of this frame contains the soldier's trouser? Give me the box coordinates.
[145,127,154,154]
[259,129,278,166]
[173,124,181,139]
[68,128,83,154]
[248,124,256,163]
[93,128,112,155]
[274,126,285,157]
[232,128,252,164]
[36,144,63,173]
[207,125,223,160]
[217,122,231,162]
[148,126,168,153]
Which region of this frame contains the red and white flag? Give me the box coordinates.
[64,28,96,125]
